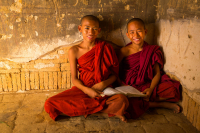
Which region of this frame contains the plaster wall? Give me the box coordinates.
[0,0,157,62]
[155,0,200,92]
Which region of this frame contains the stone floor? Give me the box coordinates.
[0,90,200,133]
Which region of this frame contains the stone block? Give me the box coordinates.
[0,69,20,73]
[109,117,141,130]
[44,72,49,90]
[6,73,12,91]
[188,98,196,123]
[23,93,48,104]
[0,103,20,113]
[11,73,17,91]
[45,124,69,133]
[0,76,3,92]
[22,63,60,72]
[39,72,44,90]
[30,72,35,90]
[61,63,70,71]
[196,105,200,131]
[140,114,168,124]
[0,123,12,133]
[35,58,68,64]
[193,92,200,105]
[182,92,189,116]
[48,72,53,89]
[164,112,187,124]
[53,72,58,89]
[25,72,30,90]
[178,122,200,133]
[85,119,110,131]
[187,97,193,122]
[143,123,185,133]
[13,123,46,133]
[17,102,44,115]
[0,60,21,69]
[34,72,39,90]
[0,112,16,129]
[15,114,45,125]
[0,112,17,123]
[16,73,21,91]
[2,94,25,103]
[192,103,199,127]
[67,70,71,88]
[57,120,85,132]
[21,72,26,91]
[0,95,3,102]
[57,72,62,89]
[1,74,8,91]
[62,71,67,89]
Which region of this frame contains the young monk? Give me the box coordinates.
[44,15,129,122]
[118,18,181,118]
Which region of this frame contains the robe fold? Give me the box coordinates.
[120,41,181,119]
[45,40,119,120]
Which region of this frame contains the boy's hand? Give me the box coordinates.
[142,88,153,101]
[85,88,101,98]
[91,82,105,92]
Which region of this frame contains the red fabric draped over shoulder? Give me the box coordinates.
[119,42,181,119]
[44,40,119,120]
[120,42,181,102]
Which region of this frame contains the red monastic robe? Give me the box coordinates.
[120,42,181,119]
[44,40,119,120]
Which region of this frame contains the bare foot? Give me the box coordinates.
[171,103,181,113]
[116,115,127,123]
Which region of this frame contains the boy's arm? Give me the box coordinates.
[118,47,126,63]
[142,62,161,101]
[68,47,101,98]
[116,47,127,86]
[91,74,117,91]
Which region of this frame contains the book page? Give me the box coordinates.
[115,86,146,97]
[101,87,122,97]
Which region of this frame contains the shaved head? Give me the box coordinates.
[81,15,100,26]
[127,18,145,32]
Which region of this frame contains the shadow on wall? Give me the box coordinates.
[153,22,166,65]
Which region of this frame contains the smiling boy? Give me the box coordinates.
[118,18,181,119]
[44,15,129,122]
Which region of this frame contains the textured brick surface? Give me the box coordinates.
[182,92,189,116]
[196,105,200,131]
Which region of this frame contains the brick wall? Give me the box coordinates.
[166,73,200,131]
[182,90,200,130]
[0,45,72,92]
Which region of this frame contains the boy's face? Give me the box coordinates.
[78,19,101,43]
[126,21,147,46]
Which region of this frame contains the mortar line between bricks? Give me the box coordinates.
[12,93,27,131]
[176,123,187,133]
[141,124,147,133]
[162,114,169,123]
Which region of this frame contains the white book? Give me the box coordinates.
[101,86,146,97]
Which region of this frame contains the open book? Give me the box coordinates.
[101,86,146,97]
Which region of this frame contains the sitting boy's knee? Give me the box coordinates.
[116,94,129,102]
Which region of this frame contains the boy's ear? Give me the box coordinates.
[78,25,82,32]
[98,28,101,33]
[145,29,147,35]
[126,32,129,38]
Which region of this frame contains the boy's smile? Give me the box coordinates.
[126,21,147,46]
[78,19,101,43]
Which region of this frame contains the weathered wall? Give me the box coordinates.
[155,0,200,92]
[155,1,200,129]
[0,0,157,62]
